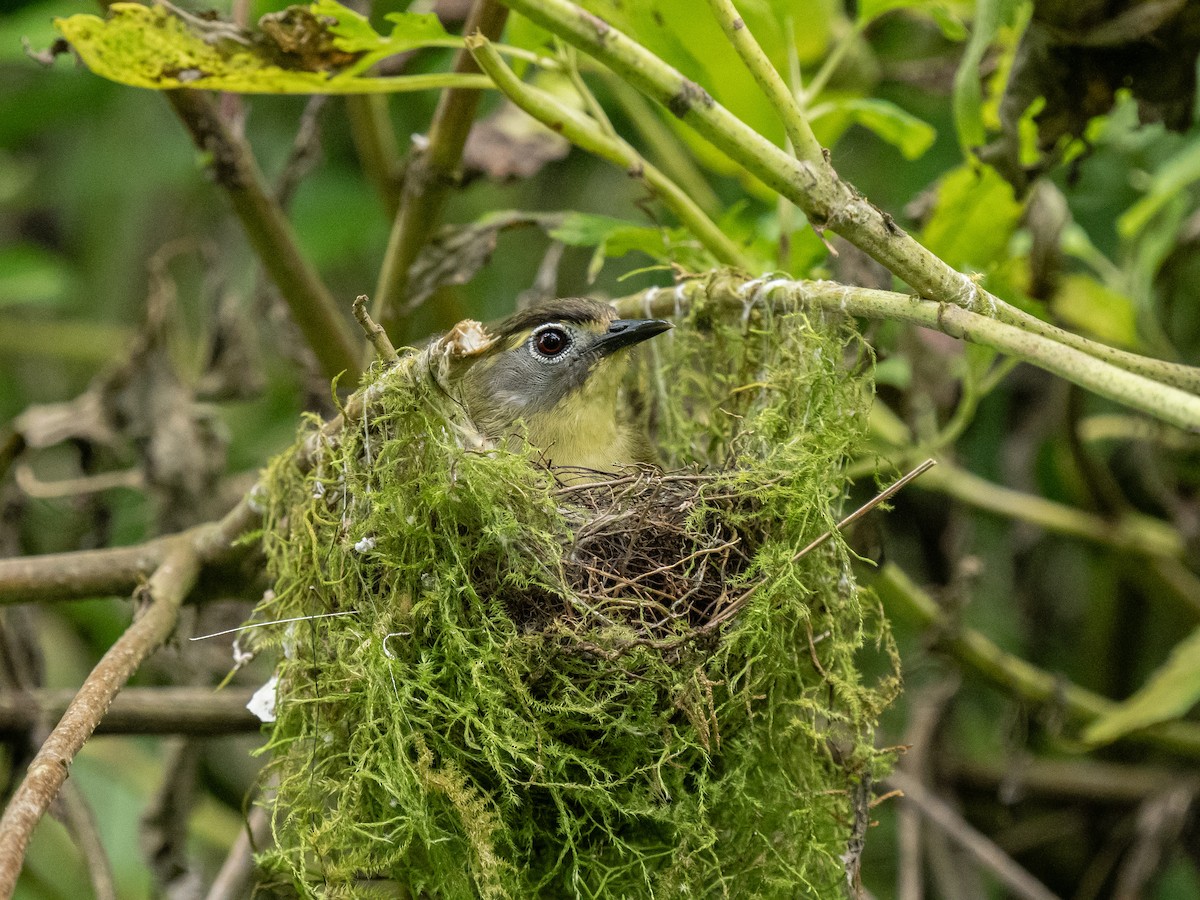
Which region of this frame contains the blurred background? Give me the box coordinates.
[2,0,1200,896]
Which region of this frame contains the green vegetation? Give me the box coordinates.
[3,0,1200,897]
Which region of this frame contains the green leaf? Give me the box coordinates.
[812,98,936,160]
[921,164,1024,271]
[548,213,710,282]
[546,212,637,249]
[858,0,970,40]
[952,0,1027,153]
[1083,625,1200,746]
[53,1,485,95]
[1052,274,1139,349]
[1118,135,1200,240]
[0,245,71,308]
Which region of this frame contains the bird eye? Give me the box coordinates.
[534,326,570,357]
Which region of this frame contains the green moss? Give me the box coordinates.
[249,302,899,898]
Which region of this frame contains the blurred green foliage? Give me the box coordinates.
[3,0,1200,897]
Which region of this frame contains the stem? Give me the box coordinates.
[57,784,116,900]
[501,0,1200,395]
[917,463,1182,559]
[346,94,402,218]
[0,687,259,735]
[372,0,510,344]
[468,37,751,269]
[167,90,362,382]
[600,74,721,216]
[875,564,1200,759]
[886,770,1063,900]
[703,0,823,164]
[0,498,258,606]
[0,317,132,365]
[0,541,200,899]
[945,755,1190,805]
[801,20,864,104]
[204,804,271,900]
[353,295,400,364]
[614,275,1200,432]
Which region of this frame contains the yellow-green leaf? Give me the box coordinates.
[921,163,1024,271]
[1083,625,1200,747]
[812,98,936,161]
[53,2,488,95]
[1052,274,1139,349]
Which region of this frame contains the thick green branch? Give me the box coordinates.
[372,0,509,343]
[502,0,1200,395]
[876,564,1200,760]
[918,463,1182,559]
[346,94,402,218]
[846,416,1184,559]
[167,90,361,381]
[467,37,750,269]
[615,275,1200,432]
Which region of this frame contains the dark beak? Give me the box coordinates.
[594,318,673,356]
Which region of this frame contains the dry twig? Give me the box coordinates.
[0,541,201,898]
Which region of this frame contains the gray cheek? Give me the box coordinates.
[491,354,589,416]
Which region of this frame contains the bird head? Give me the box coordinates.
[450,298,671,472]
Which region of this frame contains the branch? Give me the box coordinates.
[886,770,1063,900]
[501,0,1200,396]
[0,687,259,735]
[703,0,823,163]
[599,72,721,216]
[613,275,1200,432]
[372,0,510,342]
[467,36,750,269]
[874,564,1200,760]
[204,803,271,900]
[0,497,258,606]
[166,89,362,382]
[353,295,400,365]
[56,784,116,900]
[0,541,200,898]
[347,94,402,218]
[945,755,1193,806]
[916,461,1182,559]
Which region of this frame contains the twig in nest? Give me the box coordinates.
[353,295,400,365]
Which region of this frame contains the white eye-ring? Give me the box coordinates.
[530,324,572,362]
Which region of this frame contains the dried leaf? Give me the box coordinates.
[463,99,570,181]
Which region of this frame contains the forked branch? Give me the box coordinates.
[0,541,201,898]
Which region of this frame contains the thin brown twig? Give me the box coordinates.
[55,783,117,900]
[204,803,272,900]
[0,540,201,898]
[353,295,400,365]
[793,459,937,560]
[0,687,259,735]
[702,459,938,631]
[886,770,1063,900]
[0,498,257,606]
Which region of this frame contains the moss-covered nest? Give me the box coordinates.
[246,294,900,898]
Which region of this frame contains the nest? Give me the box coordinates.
[248,300,899,899]
[532,469,755,648]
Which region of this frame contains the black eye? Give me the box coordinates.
[535,327,569,357]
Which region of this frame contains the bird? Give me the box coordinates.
[450,298,672,474]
